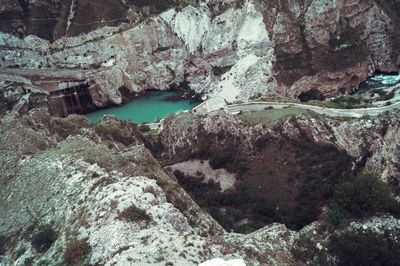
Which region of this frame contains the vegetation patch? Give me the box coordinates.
[332,172,399,217]
[329,228,400,265]
[179,80,197,95]
[212,65,233,76]
[64,238,91,265]
[371,88,395,102]
[298,89,325,102]
[209,146,248,173]
[306,95,370,109]
[31,225,57,253]
[118,205,151,223]
[173,127,357,232]
[238,108,306,125]
[174,135,353,232]
[139,124,151,132]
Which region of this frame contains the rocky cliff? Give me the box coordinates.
[0,108,306,265]
[159,109,400,192]
[1,108,399,265]
[1,0,399,108]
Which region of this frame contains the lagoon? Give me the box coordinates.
[85,90,200,124]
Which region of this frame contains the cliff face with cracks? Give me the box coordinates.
[0,0,399,108]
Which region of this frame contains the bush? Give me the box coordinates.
[334,172,394,215]
[64,239,91,265]
[325,202,348,228]
[119,205,151,223]
[329,228,400,265]
[31,225,57,252]
[139,124,151,132]
[209,147,248,173]
[209,151,230,169]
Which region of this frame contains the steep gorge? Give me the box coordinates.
[1,0,400,265]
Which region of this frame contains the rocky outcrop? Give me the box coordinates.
[270,0,399,97]
[0,0,399,108]
[0,109,299,265]
[159,109,400,189]
[280,112,400,185]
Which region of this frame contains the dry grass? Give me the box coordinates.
[238,108,306,125]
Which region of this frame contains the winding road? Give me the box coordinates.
[226,101,400,117]
[147,100,400,130]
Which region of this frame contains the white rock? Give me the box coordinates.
[199,258,246,266]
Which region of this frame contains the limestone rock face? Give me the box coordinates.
[0,0,399,105]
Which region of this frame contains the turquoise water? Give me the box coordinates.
[354,68,400,95]
[86,91,200,123]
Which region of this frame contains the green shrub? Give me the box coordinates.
[325,202,348,228]
[209,147,248,173]
[64,238,91,265]
[329,228,400,265]
[119,205,151,223]
[139,124,151,132]
[334,172,394,215]
[31,225,57,252]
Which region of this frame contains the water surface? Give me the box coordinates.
[354,69,400,95]
[86,90,200,123]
